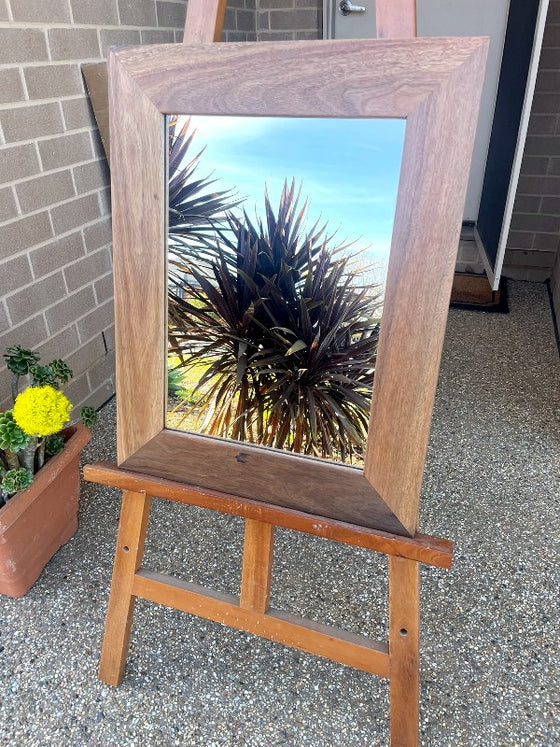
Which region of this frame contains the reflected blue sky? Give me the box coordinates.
[179,115,405,280]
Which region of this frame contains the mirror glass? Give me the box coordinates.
[166,115,405,465]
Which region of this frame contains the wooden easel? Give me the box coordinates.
[84,2,455,745]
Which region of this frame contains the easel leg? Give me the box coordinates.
[239,519,275,613]
[99,490,152,686]
[388,557,420,747]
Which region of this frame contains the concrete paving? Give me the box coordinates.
[1,279,559,746]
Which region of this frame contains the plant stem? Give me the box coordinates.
[19,439,37,473]
[11,373,19,405]
[4,450,20,471]
[37,440,45,470]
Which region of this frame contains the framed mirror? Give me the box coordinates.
[109,37,488,536]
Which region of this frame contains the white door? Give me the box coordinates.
[324,0,549,288]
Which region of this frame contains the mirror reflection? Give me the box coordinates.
[166,115,405,464]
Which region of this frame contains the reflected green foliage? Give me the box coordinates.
[169,181,381,461]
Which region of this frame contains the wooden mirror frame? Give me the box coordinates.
[109,38,488,537]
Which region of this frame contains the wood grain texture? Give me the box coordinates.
[363,38,489,533]
[108,54,167,463]
[112,37,487,120]
[240,519,275,613]
[108,37,489,534]
[98,490,152,686]
[183,0,227,43]
[132,570,390,677]
[376,0,417,39]
[82,63,110,162]
[124,429,408,535]
[83,463,453,568]
[388,557,419,747]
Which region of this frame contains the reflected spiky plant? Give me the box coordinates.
[167,116,241,288]
[168,181,382,461]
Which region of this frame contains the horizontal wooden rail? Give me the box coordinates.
[84,462,453,568]
[132,570,389,677]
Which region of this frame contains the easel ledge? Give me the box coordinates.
[84,462,452,569]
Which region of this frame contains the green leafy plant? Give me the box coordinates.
[168,181,382,462]
[0,345,98,508]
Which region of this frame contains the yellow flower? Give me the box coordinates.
[12,385,72,438]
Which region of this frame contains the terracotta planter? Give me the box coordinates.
[0,423,91,598]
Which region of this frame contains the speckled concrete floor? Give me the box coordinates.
[1,280,559,746]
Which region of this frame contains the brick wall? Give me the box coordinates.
[257,0,321,41]
[503,0,560,283]
[0,0,239,412]
[224,0,256,41]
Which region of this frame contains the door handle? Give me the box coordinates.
[338,0,366,15]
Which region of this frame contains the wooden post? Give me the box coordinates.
[183,0,228,43]
[376,0,417,39]
[240,519,275,613]
[98,490,152,686]
[388,556,420,747]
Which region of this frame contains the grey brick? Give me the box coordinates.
[61,97,96,131]
[94,272,113,304]
[0,29,48,64]
[87,348,115,390]
[541,196,560,214]
[510,212,560,233]
[45,285,97,334]
[260,0,294,7]
[506,231,533,250]
[118,0,157,26]
[140,29,175,44]
[48,28,100,61]
[0,143,41,184]
[38,131,93,170]
[513,195,541,213]
[0,314,48,357]
[269,9,319,29]
[0,69,25,105]
[83,218,112,252]
[539,47,560,69]
[257,30,294,41]
[71,0,119,24]
[7,272,66,326]
[16,170,76,213]
[527,114,558,136]
[81,377,115,410]
[156,1,186,29]
[0,187,18,223]
[98,186,111,216]
[11,0,71,22]
[30,231,86,277]
[533,232,560,251]
[99,29,141,57]
[66,335,106,378]
[1,102,64,144]
[51,193,101,235]
[532,93,560,116]
[36,324,80,366]
[0,212,53,261]
[25,64,84,100]
[517,175,560,195]
[236,9,255,31]
[76,299,114,343]
[73,159,110,194]
[506,249,556,269]
[0,255,33,298]
[535,71,560,93]
[0,304,8,335]
[548,157,560,175]
[520,154,549,175]
[103,323,115,351]
[64,247,112,292]
[63,371,92,408]
[0,0,8,20]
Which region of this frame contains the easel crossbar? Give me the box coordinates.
[133,570,390,677]
[84,462,453,568]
